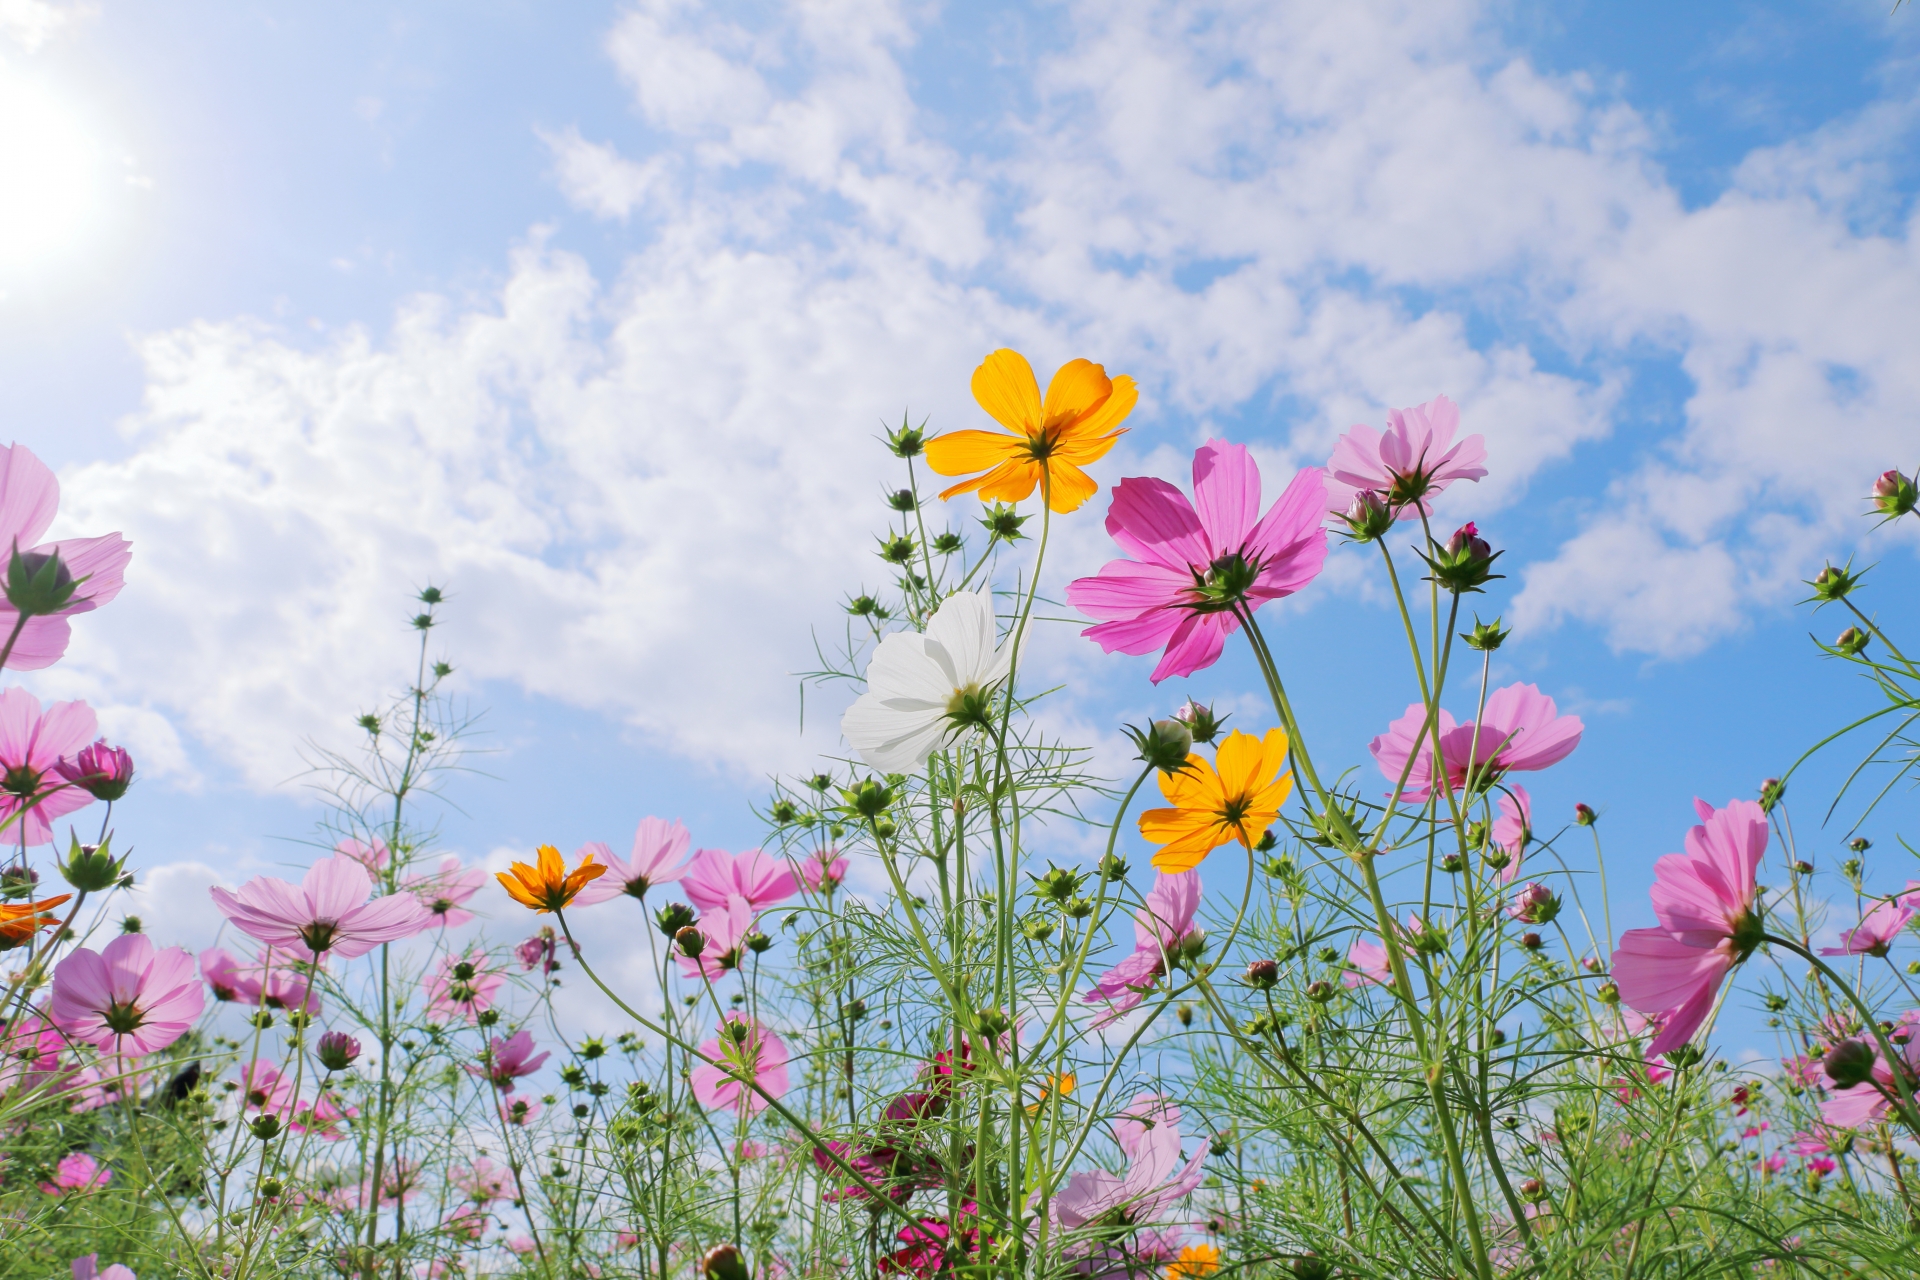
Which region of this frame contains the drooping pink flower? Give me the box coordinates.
[1611,799,1768,1060]
[403,855,488,928]
[71,1254,137,1280]
[40,1151,110,1194]
[1821,897,1914,957]
[515,927,564,974]
[450,1156,514,1203]
[1491,785,1531,883]
[54,740,134,803]
[690,1014,791,1116]
[199,947,258,1004]
[256,962,320,1015]
[676,898,757,982]
[50,934,204,1056]
[572,817,691,906]
[0,687,98,845]
[0,443,132,671]
[210,854,434,962]
[679,848,798,915]
[1324,394,1486,522]
[1049,1093,1206,1230]
[1370,684,1583,802]
[467,1030,548,1091]
[798,846,848,894]
[1065,442,1328,683]
[423,952,505,1023]
[1082,870,1200,1025]
[442,1204,490,1242]
[1344,939,1391,989]
[1508,883,1557,925]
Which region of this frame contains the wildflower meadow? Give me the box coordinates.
[5,350,1920,1280]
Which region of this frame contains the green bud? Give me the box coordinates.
[1835,626,1870,657]
[887,416,926,459]
[1126,718,1194,775]
[1421,522,1502,595]
[1098,853,1129,882]
[654,902,697,936]
[1759,778,1786,814]
[887,489,917,512]
[249,1114,282,1141]
[979,503,1027,543]
[932,532,963,555]
[4,545,80,618]
[58,834,126,894]
[1172,699,1226,745]
[1808,562,1861,603]
[1461,615,1509,651]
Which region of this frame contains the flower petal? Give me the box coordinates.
[970,350,1043,436]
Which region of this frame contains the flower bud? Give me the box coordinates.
[674,926,706,958]
[974,1008,1011,1038]
[1597,982,1620,1005]
[4,546,79,618]
[1031,865,1086,906]
[887,489,917,512]
[1064,896,1095,920]
[842,778,894,819]
[703,1244,751,1280]
[249,1114,282,1142]
[1835,626,1870,657]
[1519,1178,1544,1201]
[0,865,38,901]
[887,418,925,459]
[1509,883,1560,926]
[1461,615,1509,651]
[58,834,126,894]
[1520,932,1543,950]
[1245,959,1278,989]
[1176,929,1208,965]
[1823,1038,1878,1090]
[55,740,135,802]
[1872,468,1917,519]
[1292,1256,1333,1280]
[1582,957,1604,973]
[725,1020,751,1044]
[1574,803,1596,826]
[1305,980,1336,1004]
[1176,1002,1194,1027]
[317,1031,362,1071]
[1173,699,1227,745]
[1808,563,1860,603]
[1793,859,1813,875]
[1849,837,1871,853]
[979,502,1027,543]
[1341,490,1394,542]
[1128,718,1194,775]
[744,931,773,954]
[1759,778,1786,813]
[1423,521,1502,594]
[1439,853,1463,873]
[1098,853,1129,882]
[654,902,697,937]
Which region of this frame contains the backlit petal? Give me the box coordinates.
[923,429,1026,479]
[970,350,1043,436]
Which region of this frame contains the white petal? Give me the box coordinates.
[926,590,998,685]
[841,693,947,772]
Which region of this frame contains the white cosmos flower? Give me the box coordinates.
[841,590,1014,773]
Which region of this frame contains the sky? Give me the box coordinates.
[3,0,1920,1046]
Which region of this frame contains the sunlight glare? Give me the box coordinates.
[0,69,110,282]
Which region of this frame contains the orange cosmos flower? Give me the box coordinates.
[1138,729,1293,872]
[496,845,605,914]
[0,894,73,951]
[924,349,1137,514]
[1166,1245,1221,1280]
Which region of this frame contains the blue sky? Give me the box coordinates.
[3,0,1920,1039]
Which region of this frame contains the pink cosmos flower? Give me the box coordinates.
[0,1009,66,1093]
[1064,442,1328,683]
[334,838,390,882]
[1508,883,1556,924]
[680,848,798,915]
[50,933,204,1056]
[572,817,691,906]
[505,1238,537,1257]
[450,1157,514,1203]
[0,443,132,671]
[71,1255,136,1280]
[210,854,434,962]
[467,1030,548,1091]
[1370,684,1583,801]
[1820,1035,1920,1131]
[239,1060,295,1115]
[199,947,257,1003]
[0,687,98,845]
[423,952,505,1024]
[798,846,848,894]
[1491,785,1531,883]
[1082,870,1200,1026]
[1344,939,1391,989]
[403,855,488,928]
[1611,799,1768,1060]
[257,962,320,1015]
[40,1151,110,1194]
[676,898,757,982]
[1049,1092,1206,1231]
[500,1092,542,1126]
[65,1062,146,1113]
[54,740,134,802]
[1324,394,1486,521]
[443,1204,490,1242]
[291,1091,356,1141]
[1821,897,1914,957]
[690,1014,791,1116]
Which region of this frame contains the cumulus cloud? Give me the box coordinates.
[39,0,1920,800]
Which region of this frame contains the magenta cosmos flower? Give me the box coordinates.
[680,847,798,915]
[210,854,434,962]
[467,1030,548,1090]
[572,817,691,906]
[1065,441,1328,683]
[1369,683,1583,802]
[798,846,848,894]
[1820,1029,1920,1131]
[1049,1092,1206,1231]
[0,687,99,846]
[55,740,134,803]
[1344,939,1391,989]
[691,1014,791,1116]
[1611,799,1768,1060]
[1323,394,1486,522]
[423,952,505,1023]
[196,947,319,1014]
[403,855,488,928]
[677,898,756,982]
[50,933,204,1056]
[0,443,132,671]
[1820,897,1914,958]
[71,1255,136,1280]
[1082,870,1200,1026]
[41,1151,110,1195]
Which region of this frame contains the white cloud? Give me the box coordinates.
[0,0,93,52]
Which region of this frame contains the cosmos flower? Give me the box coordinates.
[1049,1093,1206,1231]
[0,687,98,845]
[924,349,1137,514]
[676,898,756,982]
[571,817,691,906]
[1083,870,1201,1025]
[467,1030,548,1091]
[40,1151,110,1194]
[690,1014,791,1116]
[0,442,133,671]
[841,590,1015,774]
[50,933,204,1056]
[0,894,72,951]
[211,855,434,961]
[798,847,848,894]
[423,952,505,1023]
[54,740,134,803]
[1611,799,1769,1060]
[70,1255,136,1280]
[496,844,607,914]
[1066,441,1327,682]
[680,847,798,916]
[449,1157,514,1203]
[1369,684,1583,802]
[1820,897,1914,958]
[1323,394,1486,521]
[1490,785,1531,883]
[1137,729,1293,873]
[334,838,390,881]
[1344,939,1391,989]
[403,855,489,928]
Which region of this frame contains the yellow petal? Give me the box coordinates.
[1058,372,1137,442]
[1042,461,1100,513]
[535,844,565,886]
[1041,358,1114,428]
[1149,840,1217,874]
[923,428,1026,479]
[959,457,1042,505]
[496,870,542,910]
[1214,729,1285,801]
[971,349,1043,436]
[1159,754,1221,807]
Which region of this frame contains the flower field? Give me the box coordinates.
[4,351,1920,1280]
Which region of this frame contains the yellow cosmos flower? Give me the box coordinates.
[924,349,1137,514]
[1138,728,1293,872]
[1166,1244,1220,1280]
[496,844,606,913]
[1026,1071,1076,1115]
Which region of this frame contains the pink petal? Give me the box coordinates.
[1147,612,1231,683]
[0,444,59,549]
[1104,476,1210,572]
[1189,440,1262,559]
